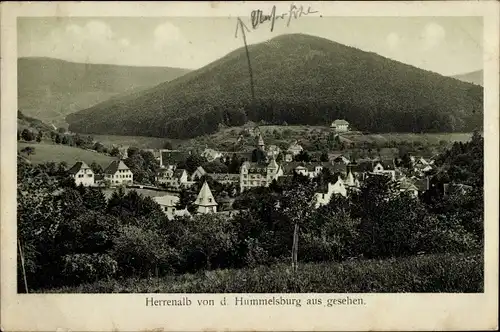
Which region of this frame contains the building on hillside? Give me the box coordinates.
[68,161,95,186]
[330,154,350,165]
[158,168,191,189]
[191,166,207,181]
[239,157,284,192]
[202,148,223,162]
[195,181,218,214]
[371,160,397,180]
[103,160,133,186]
[287,141,303,157]
[330,119,350,132]
[315,177,347,208]
[266,144,281,158]
[159,149,187,168]
[208,173,240,185]
[153,194,191,220]
[398,177,419,198]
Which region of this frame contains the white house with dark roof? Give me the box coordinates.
[159,168,191,189]
[68,161,94,186]
[103,160,133,186]
[330,119,350,132]
[153,194,192,220]
[315,176,347,208]
[195,181,218,214]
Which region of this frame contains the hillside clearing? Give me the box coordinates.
[17,142,117,168]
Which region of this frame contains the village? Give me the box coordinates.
[67,119,438,221]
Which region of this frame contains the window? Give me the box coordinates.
[208,198,212,203]
[87,174,92,177]
[78,174,84,178]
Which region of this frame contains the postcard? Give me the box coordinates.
[1,1,499,331]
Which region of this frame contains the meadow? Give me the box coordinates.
[93,134,178,149]
[17,142,117,168]
[41,251,482,293]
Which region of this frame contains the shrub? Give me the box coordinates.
[61,253,118,285]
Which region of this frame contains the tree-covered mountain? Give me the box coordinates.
[18,57,191,127]
[67,33,483,139]
[451,70,483,86]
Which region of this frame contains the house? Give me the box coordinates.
[208,173,240,185]
[398,177,419,198]
[191,166,207,181]
[159,149,188,168]
[153,194,192,220]
[103,160,133,186]
[266,144,281,158]
[287,141,303,156]
[195,181,218,214]
[371,160,396,180]
[330,119,350,132]
[239,157,284,192]
[315,177,347,208]
[331,154,350,165]
[153,195,179,219]
[68,161,94,186]
[202,148,223,162]
[167,169,191,189]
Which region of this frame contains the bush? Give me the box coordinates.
[112,225,179,278]
[61,253,118,285]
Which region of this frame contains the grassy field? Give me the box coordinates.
[18,142,117,168]
[101,187,176,200]
[42,252,482,293]
[93,134,180,149]
[89,127,474,153]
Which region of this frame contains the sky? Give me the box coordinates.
[17,16,483,76]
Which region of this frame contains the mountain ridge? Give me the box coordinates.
[18,57,191,127]
[451,69,483,86]
[66,33,483,138]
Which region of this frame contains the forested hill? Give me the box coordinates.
[451,70,483,86]
[67,33,483,139]
[18,57,191,127]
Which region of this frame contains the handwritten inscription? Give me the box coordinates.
[236,4,320,37]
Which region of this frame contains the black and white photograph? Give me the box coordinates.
[2,1,499,331]
[15,11,486,294]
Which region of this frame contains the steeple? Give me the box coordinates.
[195,181,217,214]
[346,170,355,187]
[257,133,265,150]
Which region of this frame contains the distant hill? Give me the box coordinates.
[451,70,483,86]
[17,110,54,133]
[18,57,191,127]
[67,33,483,139]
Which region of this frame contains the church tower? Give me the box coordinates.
[257,133,265,151]
[195,181,218,214]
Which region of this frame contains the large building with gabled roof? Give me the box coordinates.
[103,160,133,186]
[68,161,94,186]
